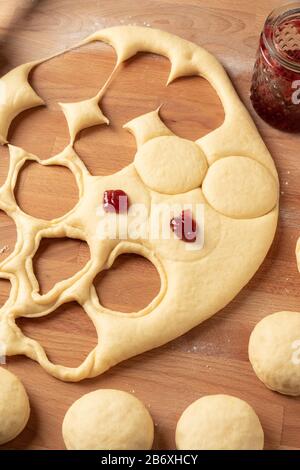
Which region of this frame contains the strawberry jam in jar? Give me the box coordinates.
[251,3,300,132]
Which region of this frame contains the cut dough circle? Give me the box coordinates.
[0,368,30,445]
[134,136,208,194]
[175,394,264,450]
[202,156,278,218]
[249,311,300,396]
[62,389,154,450]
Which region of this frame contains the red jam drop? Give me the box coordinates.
[103,189,129,213]
[170,210,197,243]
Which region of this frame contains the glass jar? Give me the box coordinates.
[250,2,300,132]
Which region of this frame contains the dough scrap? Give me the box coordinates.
[0,62,44,144]
[62,389,154,450]
[0,367,30,445]
[124,107,174,148]
[59,96,109,144]
[249,311,300,396]
[0,26,279,381]
[175,394,264,450]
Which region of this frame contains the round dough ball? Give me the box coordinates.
[62,389,154,450]
[249,311,300,396]
[176,394,264,450]
[134,135,208,194]
[202,156,278,218]
[0,368,30,445]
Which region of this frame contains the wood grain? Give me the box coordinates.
[0,0,300,450]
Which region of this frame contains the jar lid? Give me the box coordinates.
[263,2,300,72]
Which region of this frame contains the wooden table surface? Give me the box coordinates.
[0,0,300,450]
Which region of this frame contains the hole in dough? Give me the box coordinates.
[75,52,224,175]
[0,145,10,186]
[9,42,116,159]
[0,210,16,262]
[75,52,169,175]
[15,161,79,220]
[16,302,98,368]
[94,254,161,313]
[161,75,225,141]
[33,237,90,295]
[0,278,11,308]
[8,107,70,161]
